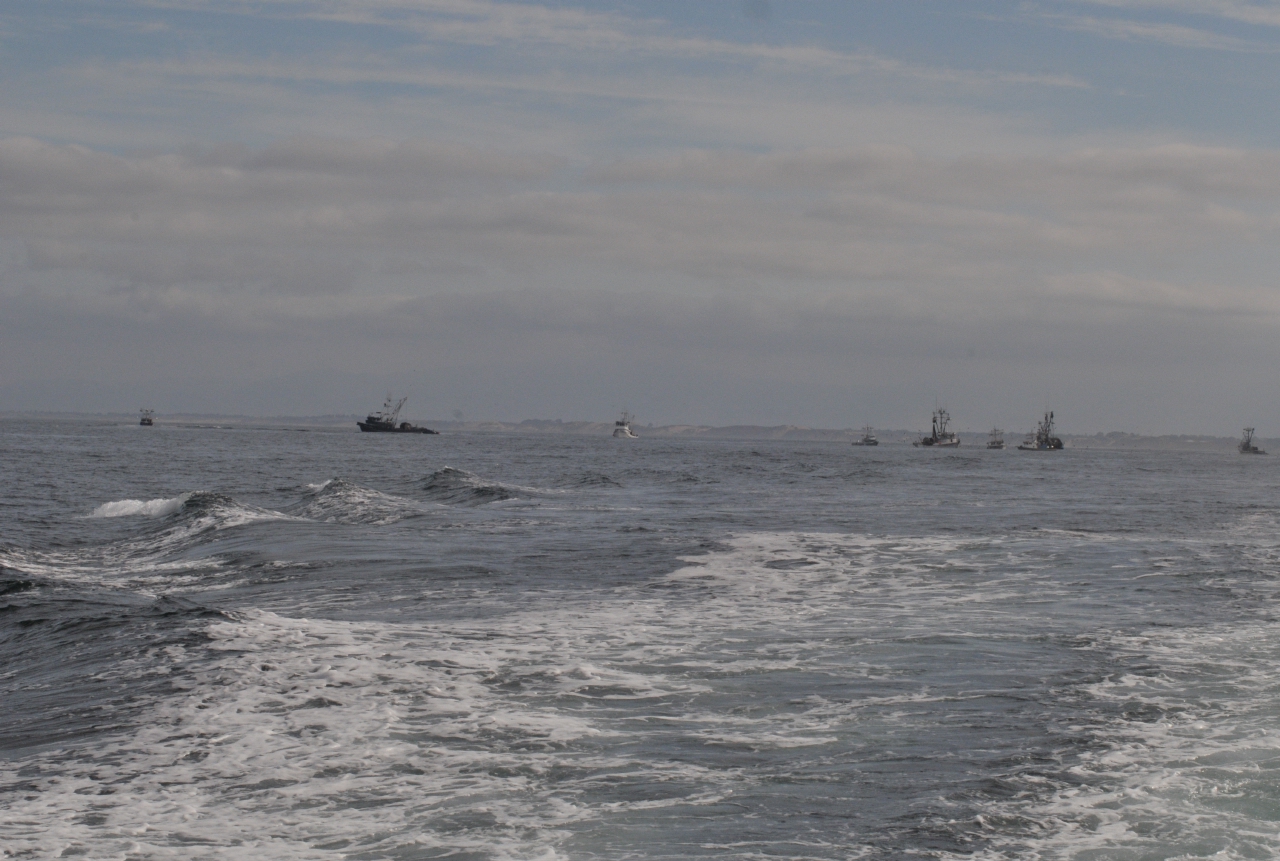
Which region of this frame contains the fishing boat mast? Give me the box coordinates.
[379,394,408,426]
[1240,428,1267,454]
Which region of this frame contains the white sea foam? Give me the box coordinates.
[7,530,1279,859]
[0,608,722,859]
[90,493,191,518]
[0,532,1022,857]
[954,620,1280,860]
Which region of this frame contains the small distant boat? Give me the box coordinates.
[1239,427,1267,455]
[613,410,638,439]
[851,426,878,446]
[913,409,960,447]
[1017,411,1064,451]
[139,409,154,426]
[357,395,438,434]
[987,428,1004,449]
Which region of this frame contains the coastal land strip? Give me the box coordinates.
[1,412,1268,452]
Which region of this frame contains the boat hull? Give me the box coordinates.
[357,422,438,434]
[613,429,638,438]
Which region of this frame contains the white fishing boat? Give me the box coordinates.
[913,409,960,447]
[613,410,638,439]
[986,428,1004,450]
[851,426,878,446]
[139,409,154,427]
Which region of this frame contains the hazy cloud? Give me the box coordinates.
[1038,12,1272,50]
[5,136,1280,334]
[4,1,1280,431]
[1072,0,1280,29]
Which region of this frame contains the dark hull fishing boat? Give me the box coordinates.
[357,395,438,434]
[1239,428,1267,455]
[1017,411,1064,451]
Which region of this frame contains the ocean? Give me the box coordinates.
[3,418,1280,860]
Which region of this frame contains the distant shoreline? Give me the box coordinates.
[0,411,1266,451]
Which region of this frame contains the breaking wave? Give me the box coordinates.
[90,494,191,518]
[295,478,435,525]
[0,491,298,593]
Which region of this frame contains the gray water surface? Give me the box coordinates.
[3,420,1279,859]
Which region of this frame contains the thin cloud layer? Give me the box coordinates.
[1039,13,1272,51]
[3,1,1280,431]
[6,137,1278,313]
[1075,0,1280,29]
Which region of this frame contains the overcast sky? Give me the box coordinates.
[4,0,1280,434]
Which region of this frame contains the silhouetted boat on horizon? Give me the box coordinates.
[1239,428,1266,454]
[357,395,438,434]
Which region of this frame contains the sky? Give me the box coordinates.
[3,0,1280,434]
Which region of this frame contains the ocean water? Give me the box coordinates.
[3,419,1280,860]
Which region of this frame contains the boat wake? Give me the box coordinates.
[0,606,715,860]
[4,528,1280,859]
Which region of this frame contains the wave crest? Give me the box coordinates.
[423,467,541,506]
[296,478,433,524]
[91,494,191,518]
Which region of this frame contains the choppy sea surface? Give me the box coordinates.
[3,419,1280,860]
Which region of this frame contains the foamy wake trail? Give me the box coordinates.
[960,621,1280,861]
[91,493,191,518]
[0,606,727,860]
[7,532,1277,859]
[0,532,1011,859]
